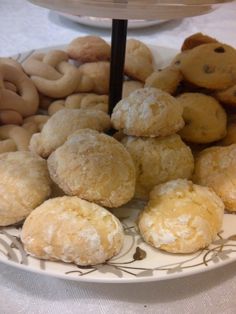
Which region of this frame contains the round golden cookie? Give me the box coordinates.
[145,67,183,95]
[121,134,194,199]
[122,80,144,98]
[124,39,154,82]
[214,84,236,107]
[47,129,136,208]
[180,43,236,90]
[138,179,224,254]
[219,122,236,146]
[0,151,52,226]
[193,144,236,212]
[177,93,227,143]
[21,196,124,266]
[67,36,111,63]
[29,109,111,158]
[111,87,184,137]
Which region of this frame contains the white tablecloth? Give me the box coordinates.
[1,1,236,313]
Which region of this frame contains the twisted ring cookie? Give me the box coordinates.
[0,125,32,154]
[29,108,111,158]
[0,63,39,117]
[75,61,110,94]
[21,196,124,266]
[22,115,50,135]
[48,93,108,115]
[22,50,81,98]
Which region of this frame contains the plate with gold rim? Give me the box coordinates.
[1,44,236,283]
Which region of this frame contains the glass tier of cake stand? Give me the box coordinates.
[28,0,233,112]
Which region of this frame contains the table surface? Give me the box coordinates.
[1,1,236,313]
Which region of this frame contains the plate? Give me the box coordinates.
[1,44,236,283]
[56,12,168,29]
[28,0,226,20]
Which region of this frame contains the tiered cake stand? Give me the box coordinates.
[28,0,232,113]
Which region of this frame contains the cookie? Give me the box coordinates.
[124,39,154,82]
[122,80,144,98]
[181,32,218,51]
[29,109,111,158]
[177,93,227,143]
[0,151,52,226]
[214,84,236,108]
[180,43,236,90]
[111,87,184,137]
[145,66,183,95]
[21,196,124,266]
[121,134,194,199]
[193,144,236,212]
[47,129,136,208]
[138,179,224,254]
[67,36,111,63]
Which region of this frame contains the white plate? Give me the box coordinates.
[56,12,168,29]
[1,44,236,283]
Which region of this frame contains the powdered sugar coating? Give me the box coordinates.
[48,129,136,208]
[138,179,224,253]
[111,87,184,137]
[21,196,124,266]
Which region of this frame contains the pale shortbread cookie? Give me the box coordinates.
[122,134,194,199]
[138,179,224,253]
[177,93,227,143]
[111,87,184,137]
[0,151,52,226]
[21,196,124,266]
[145,67,183,95]
[29,109,111,158]
[193,144,236,212]
[47,129,136,208]
[67,36,111,63]
[122,80,144,98]
[125,39,154,82]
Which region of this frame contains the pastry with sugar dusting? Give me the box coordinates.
[111,87,184,137]
[21,196,124,266]
[138,179,224,253]
[47,129,136,208]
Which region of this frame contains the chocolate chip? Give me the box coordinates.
[175,60,181,65]
[203,64,215,74]
[214,46,225,53]
[233,90,236,97]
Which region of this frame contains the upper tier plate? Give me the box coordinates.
[56,13,168,29]
[28,0,233,20]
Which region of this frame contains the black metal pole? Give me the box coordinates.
[108,19,128,115]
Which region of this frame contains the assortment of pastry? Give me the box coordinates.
[1,33,236,266]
